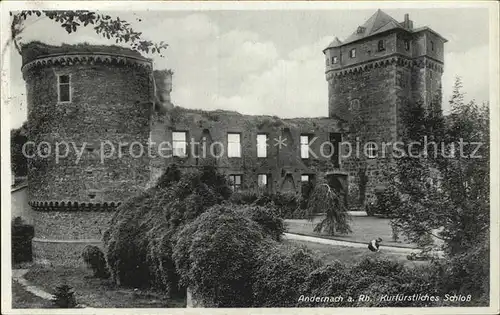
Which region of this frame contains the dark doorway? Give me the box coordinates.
[330,133,341,168]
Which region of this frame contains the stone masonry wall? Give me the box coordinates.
[24,61,152,206]
[150,107,346,194]
[328,63,398,203]
[32,211,111,266]
[33,211,112,240]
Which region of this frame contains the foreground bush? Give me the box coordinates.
[173,205,268,307]
[229,189,308,219]
[12,217,34,264]
[437,237,490,305]
[237,205,285,241]
[103,165,231,295]
[81,245,109,279]
[299,257,445,307]
[371,185,402,218]
[253,243,321,307]
[51,284,77,308]
[299,261,353,307]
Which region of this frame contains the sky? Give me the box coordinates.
[7,8,491,129]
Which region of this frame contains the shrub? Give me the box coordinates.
[300,257,446,307]
[228,189,309,219]
[237,205,285,241]
[51,284,77,308]
[253,243,322,307]
[365,201,376,216]
[371,185,402,218]
[273,191,304,219]
[82,245,110,279]
[306,180,352,235]
[299,261,352,307]
[228,189,260,205]
[438,238,489,305]
[104,165,231,296]
[12,218,34,264]
[173,205,267,307]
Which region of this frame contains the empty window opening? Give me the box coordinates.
[58,74,71,102]
[257,134,268,157]
[229,174,242,191]
[172,131,187,157]
[228,133,241,157]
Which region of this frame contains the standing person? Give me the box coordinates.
[368,237,383,252]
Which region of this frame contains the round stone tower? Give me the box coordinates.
[21,42,154,265]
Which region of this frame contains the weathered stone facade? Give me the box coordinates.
[22,42,153,211]
[21,43,156,264]
[150,107,346,194]
[324,10,446,203]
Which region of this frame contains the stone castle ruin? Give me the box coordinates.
[20,10,445,265]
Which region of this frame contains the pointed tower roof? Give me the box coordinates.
[325,37,343,49]
[342,9,406,45]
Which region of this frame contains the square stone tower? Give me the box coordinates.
[324,10,447,205]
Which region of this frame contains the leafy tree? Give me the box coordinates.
[236,205,286,241]
[10,122,28,178]
[306,178,352,235]
[389,77,489,256]
[8,11,167,55]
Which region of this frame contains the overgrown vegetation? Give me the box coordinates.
[10,11,168,55]
[172,202,486,307]
[101,76,489,305]
[12,217,34,264]
[253,243,322,307]
[229,189,308,219]
[81,245,110,279]
[388,78,489,256]
[306,178,352,235]
[51,284,77,308]
[10,122,28,178]
[379,77,490,302]
[370,185,402,218]
[103,165,231,296]
[173,205,269,307]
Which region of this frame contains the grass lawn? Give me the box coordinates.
[23,265,185,308]
[285,215,418,248]
[289,240,428,268]
[12,281,54,309]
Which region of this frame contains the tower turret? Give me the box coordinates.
[21,42,154,265]
[323,10,447,203]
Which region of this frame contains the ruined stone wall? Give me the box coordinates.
[150,107,344,194]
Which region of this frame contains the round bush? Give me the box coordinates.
[236,205,285,241]
[81,245,109,279]
[173,205,268,307]
[253,243,322,307]
[299,261,352,307]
